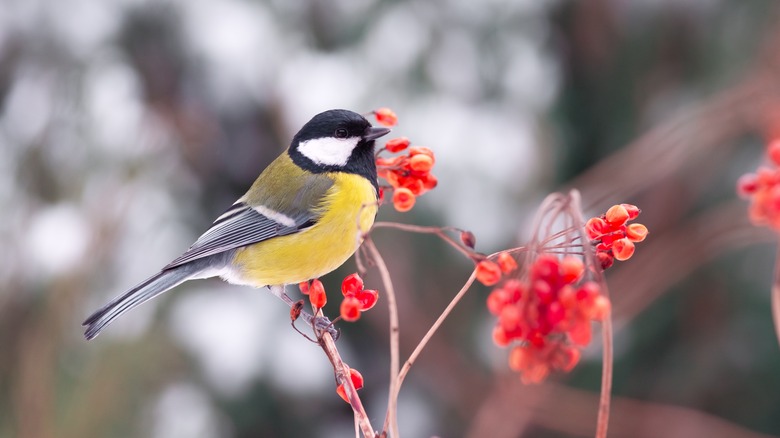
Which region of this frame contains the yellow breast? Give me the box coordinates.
[231,172,377,286]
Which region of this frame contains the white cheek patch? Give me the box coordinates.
[298,137,360,166]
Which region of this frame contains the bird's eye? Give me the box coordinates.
[335,128,349,139]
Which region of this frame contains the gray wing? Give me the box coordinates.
[163,202,316,269]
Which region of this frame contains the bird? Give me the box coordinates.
[83,109,390,340]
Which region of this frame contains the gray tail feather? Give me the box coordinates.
[82,267,194,340]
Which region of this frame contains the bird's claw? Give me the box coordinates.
[271,286,340,341]
[314,315,340,340]
[300,312,340,341]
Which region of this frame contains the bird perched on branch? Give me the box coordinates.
[83,109,390,339]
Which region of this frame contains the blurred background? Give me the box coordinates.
[2,0,780,437]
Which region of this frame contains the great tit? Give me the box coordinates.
[83,109,390,340]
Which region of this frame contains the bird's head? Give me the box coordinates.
[289,109,390,175]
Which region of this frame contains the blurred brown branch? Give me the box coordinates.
[467,377,776,438]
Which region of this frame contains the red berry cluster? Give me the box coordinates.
[299,274,378,323]
[336,367,364,403]
[377,146,438,212]
[585,204,647,270]
[370,108,438,212]
[486,255,610,384]
[339,273,378,322]
[738,140,780,231]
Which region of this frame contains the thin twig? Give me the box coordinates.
[392,270,478,409]
[368,220,483,437]
[772,243,780,350]
[372,221,480,260]
[318,312,375,437]
[354,415,360,438]
[363,238,401,438]
[467,378,776,438]
[597,313,614,438]
[569,190,613,438]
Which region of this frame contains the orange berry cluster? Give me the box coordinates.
[370,108,438,212]
[738,140,780,231]
[336,367,364,403]
[339,273,378,322]
[486,254,610,384]
[585,204,647,270]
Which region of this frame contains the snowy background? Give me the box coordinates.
[2,0,780,437]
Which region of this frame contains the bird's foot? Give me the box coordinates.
[301,313,340,341]
[269,284,340,341]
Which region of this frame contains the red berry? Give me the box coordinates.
[374,107,398,127]
[560,256,584,284]
[509,345,532,371]
[340,296,361,322]
[599,232,618,248]
[336,368,365,403]
[737,173,759,197]
[400,177,424,196]
[585,217,609,239]
[476,260,502,286]
[612,238,636,261]
[384,171,402,186]
[309,279,327,309]
[503,280,525,302]
[408,146,435,160]
[355,289,379,311]
[499,305,522,333]
[771,185,780,211]
[769,139,780,166]
[530,255,560,283]
[546,301,566,326]
[349,368,364,389]
[558,285,576,309]
[486,288,509,315]
[299,281,310,295]
[420,173,438,191]
[605,204,630,226]
[569,320,592,346]
[392,187,416,212]
[553,346,581,372]
[626,223,648,242]
[385,137,410,153]
[621,203,641,220]
[758,166,776,182]
[410,154,434,173]
[576,281,600,301]
[521,363,550,384]
[527,330,546,349]
[497,252,518,274]
[532,280,553,304]
[377,156,404,168]
[492,324,511,347]
[336,385,348,402]
[341,273,364,296]
[596,252,614,270]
